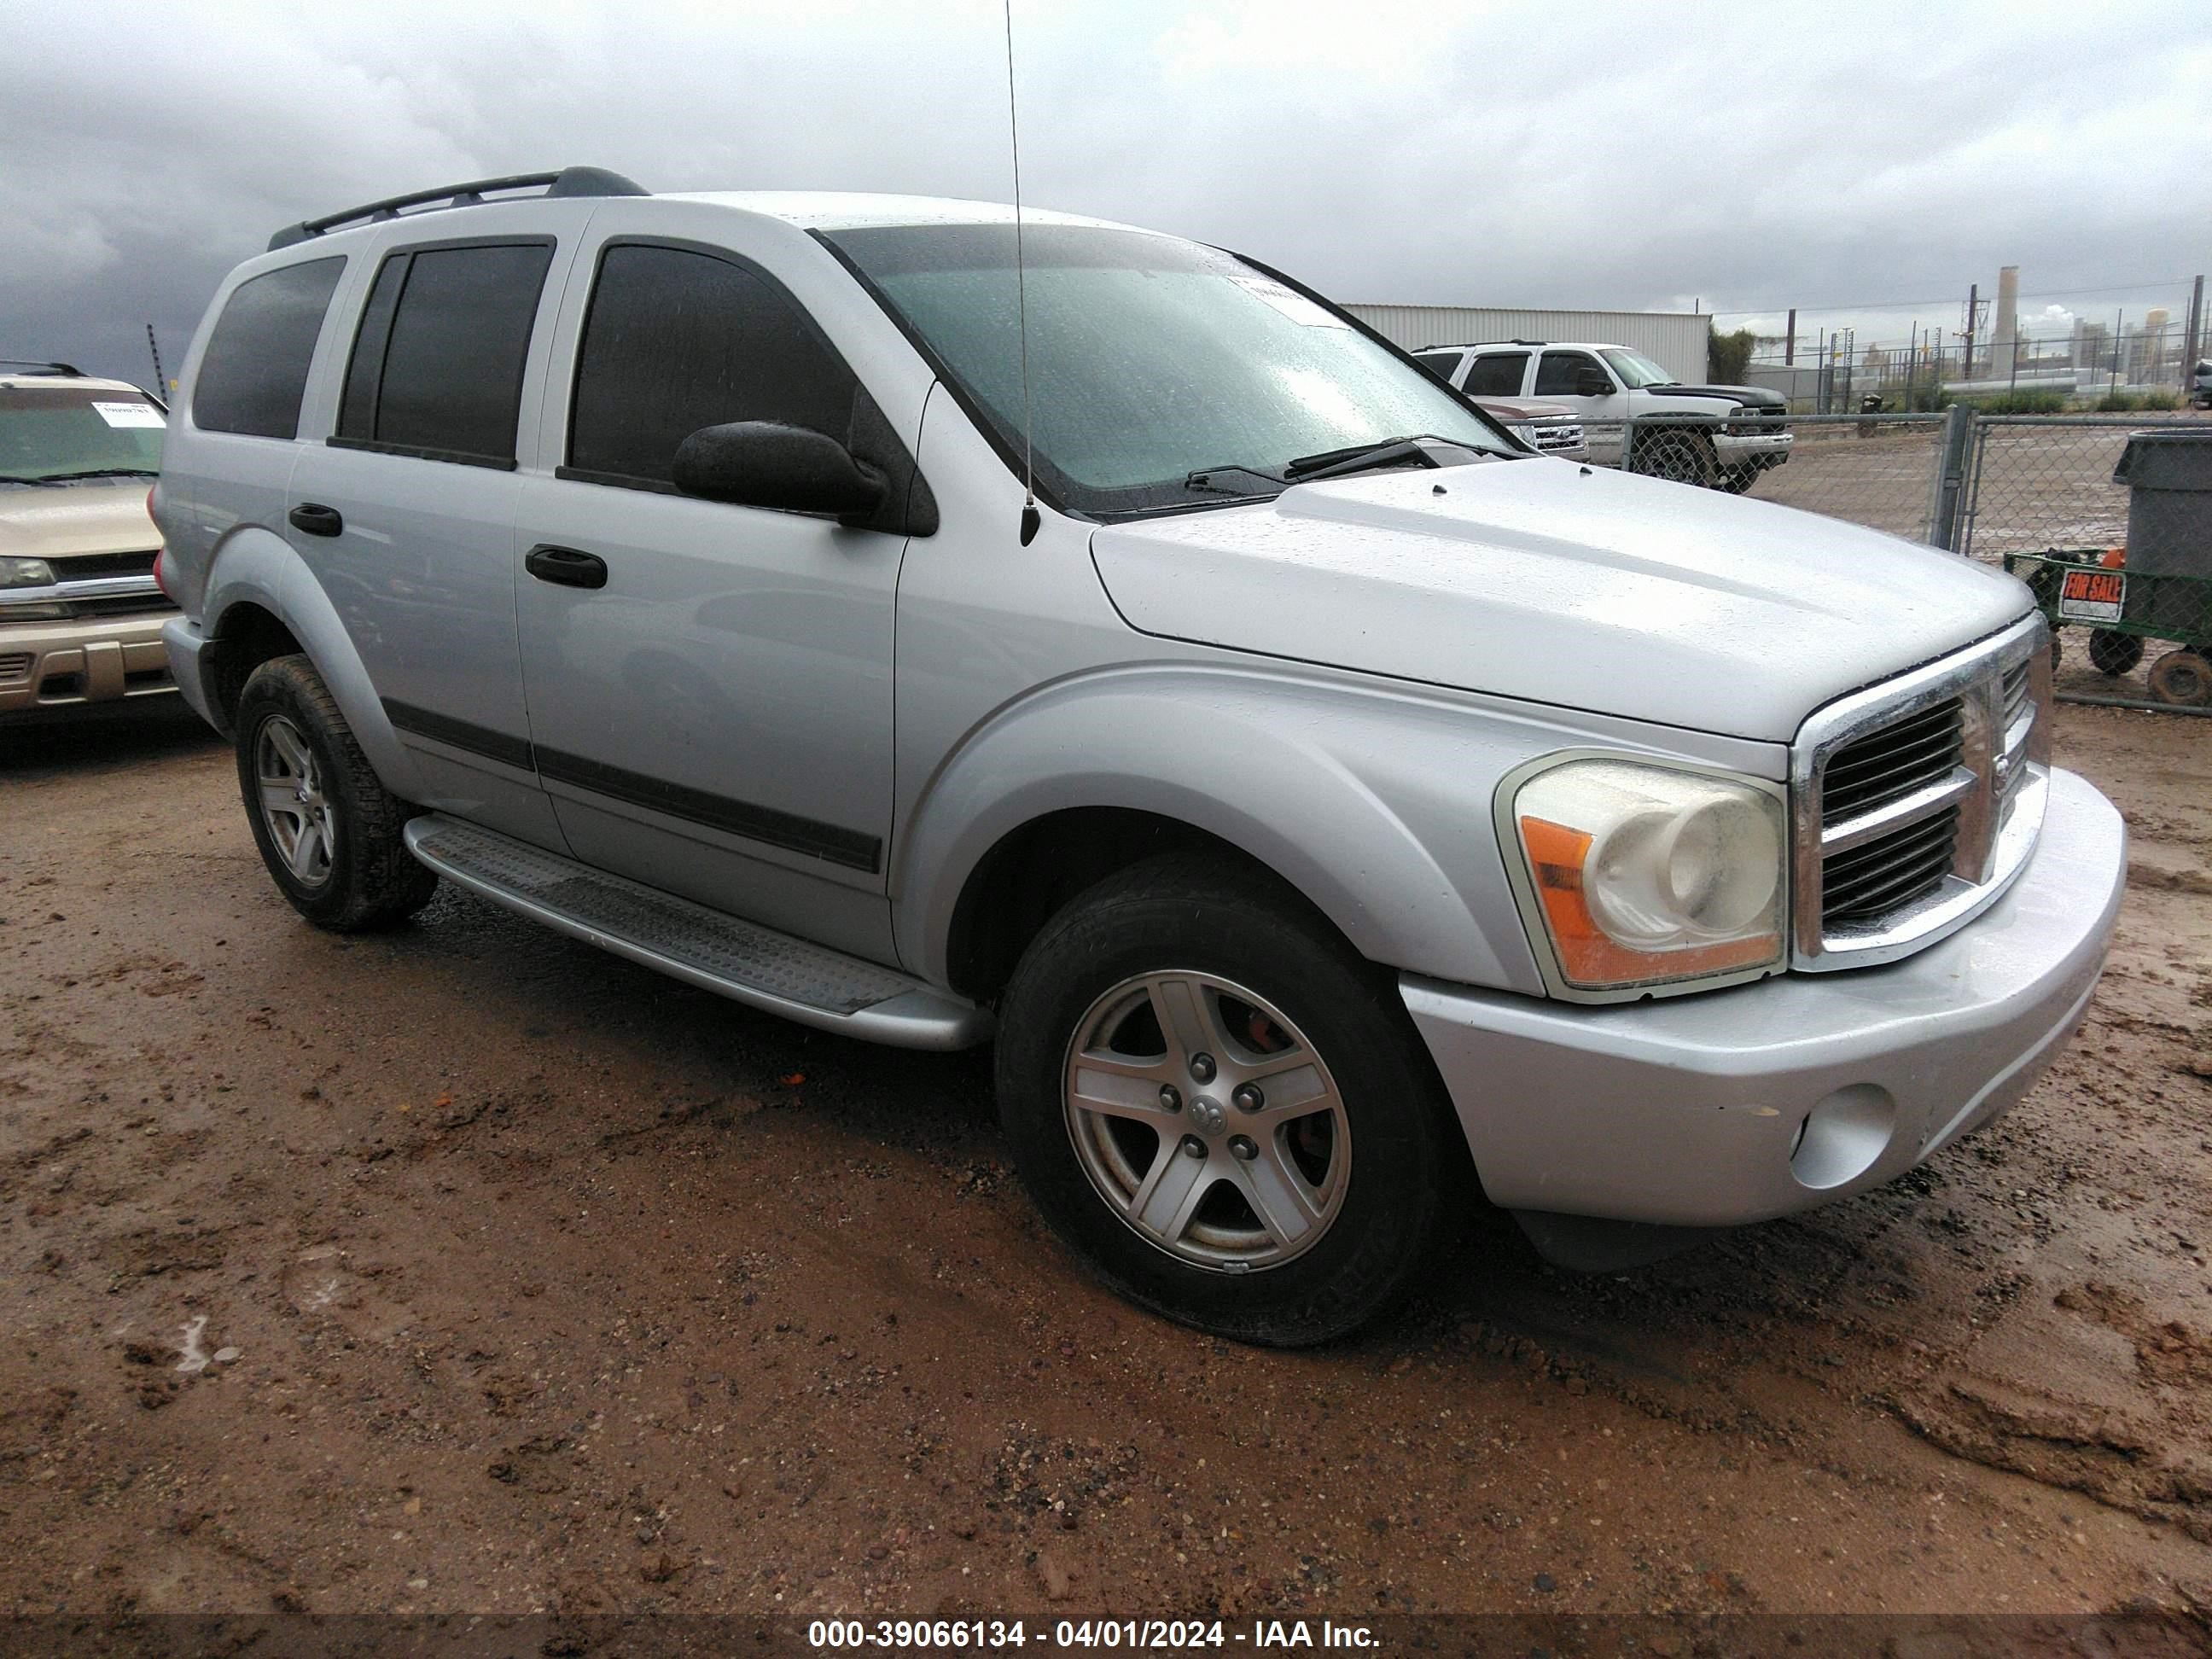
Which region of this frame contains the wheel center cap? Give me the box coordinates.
[1189,1096,1227,1137]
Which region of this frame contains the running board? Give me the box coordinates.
[403,814,990,1051]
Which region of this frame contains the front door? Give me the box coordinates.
[514,236,906,963]
[1533,348,1628,463]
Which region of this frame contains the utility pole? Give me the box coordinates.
[1784,308,1796,367]
[2183,274,2204,382]
[1962,282,1977,379]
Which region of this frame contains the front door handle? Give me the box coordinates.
[524,544,609,590]
[288,503,343,538]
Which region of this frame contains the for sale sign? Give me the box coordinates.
[2058,567,2125,623]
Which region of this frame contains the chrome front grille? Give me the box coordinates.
[1792,614,2051,970]
[1819,699,1962,820]
[1821,804,1959,923]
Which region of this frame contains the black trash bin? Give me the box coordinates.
[2113,428,2212,643]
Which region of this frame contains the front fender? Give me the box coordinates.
[893,663,1565,996]
[202,524,427,801]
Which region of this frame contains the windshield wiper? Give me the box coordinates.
[24,467,160,483]
[1181,462,1284,496]
[1283,434,1477,483]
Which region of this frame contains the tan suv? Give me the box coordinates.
[0,363,175,716]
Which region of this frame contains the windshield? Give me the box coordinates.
[821,224,1511,516]
[1599,348,1676,388]
[0,387,165,484]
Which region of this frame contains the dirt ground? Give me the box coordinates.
[3,696,2211,1631]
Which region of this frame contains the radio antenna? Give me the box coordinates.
[1004,0,1040,546]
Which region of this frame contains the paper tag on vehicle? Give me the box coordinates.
[2058,568,2124,623]
[1230,276,1351,329]
[92,401,166,429]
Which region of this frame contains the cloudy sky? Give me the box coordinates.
[5,0,2207,387]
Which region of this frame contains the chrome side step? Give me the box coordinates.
[403,814,990,1051]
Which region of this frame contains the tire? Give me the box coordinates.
[2087,629,2145,678]
[2146,649,2212,707]
[1633,428,1715,488]
[994,852,1461,1347]
[1719,466,1759,495]
[234,654,439,930]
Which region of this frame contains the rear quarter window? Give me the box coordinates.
[190,257,346,439]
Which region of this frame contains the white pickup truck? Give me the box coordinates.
[1417,340,1793,492]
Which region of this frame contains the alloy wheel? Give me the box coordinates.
[1061,970,1352,1271]
[254,714,336,885]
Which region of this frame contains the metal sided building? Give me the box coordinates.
[1344,306,1712,386]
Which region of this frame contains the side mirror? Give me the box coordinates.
[1574,370,1613,398]
[672,422,888,525]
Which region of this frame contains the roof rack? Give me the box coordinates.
[0,359,85,376]
[1411,339,1551,352]
[268,166,649,252]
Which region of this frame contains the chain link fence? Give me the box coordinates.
[1967,418,2212,707]
[1580,410,2212,708]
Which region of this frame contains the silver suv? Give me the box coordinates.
[156,170,2125,1343]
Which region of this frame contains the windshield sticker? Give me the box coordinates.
[1231,276,1351,329]
[92,401,166,429]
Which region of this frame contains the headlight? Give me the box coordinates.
[1504,757,1786,998]
[0,557,55,590]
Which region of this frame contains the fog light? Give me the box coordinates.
[1790,1084,1895,1190]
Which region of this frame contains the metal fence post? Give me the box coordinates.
[1928,402,1976,550]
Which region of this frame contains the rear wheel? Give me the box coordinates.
[2087,629,2145,677]
[995,853,1459,1347]
[235,655,439,930]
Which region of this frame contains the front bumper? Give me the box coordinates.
[0,610,177,714]
[1713,428,1793,467]
[1403,766,2123,1230]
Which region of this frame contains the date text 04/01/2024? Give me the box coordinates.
[805,1618,1380,1649]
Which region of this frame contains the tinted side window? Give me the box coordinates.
[337,242,553,465]
[191,258,346,439]
[568,243,856,486]
[1410,350,1461,385]
[1534,351,1603,396]
[1462,352,1528,397]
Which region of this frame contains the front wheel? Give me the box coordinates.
[235,654,439,930]
[1633,428,1716,488]
[994,854,1461,1346]
[1718,465,1760,495]
[2147,649,2212,707]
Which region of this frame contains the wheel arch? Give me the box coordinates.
[894,668,1551,1003]
[199,525,424,798]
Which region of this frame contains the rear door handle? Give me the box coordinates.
[524,544,608,590]
[288,503,343,538]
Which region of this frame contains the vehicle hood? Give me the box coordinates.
[1648,382,1784,408]
[1472,398,1580,422]
[0,479,159,562]
[1088,458,2030,742]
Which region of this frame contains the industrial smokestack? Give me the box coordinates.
[1990,265,2020,373]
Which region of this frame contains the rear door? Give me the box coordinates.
[511,222,908,963]
[1457,350,1529,399]
[284,221,578,847]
